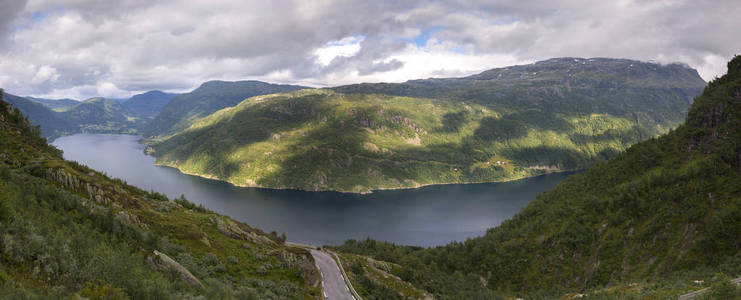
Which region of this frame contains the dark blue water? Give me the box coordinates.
[53,134,573,247]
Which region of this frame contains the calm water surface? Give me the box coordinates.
[53,134,573,247]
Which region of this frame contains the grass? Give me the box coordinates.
[152,89,666,193]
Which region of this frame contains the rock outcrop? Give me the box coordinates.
[211,216,277,246]
[147,250,203,287]
[278,249,319,285]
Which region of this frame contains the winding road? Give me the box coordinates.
[310,249,356,300]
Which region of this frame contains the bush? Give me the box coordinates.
[177,252,208,279]
[256,266,268,276]
[350,262,364,275]
[211,263,227,273]
[0,195,9,223]
[79,280,128,300]
[158,237,185,256]
[202,253,221,266]
[0,164,10,180]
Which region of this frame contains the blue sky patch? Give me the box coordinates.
[408,26,443,47]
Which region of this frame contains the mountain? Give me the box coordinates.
[0,90,320,298]
[1,90,177,139]
[146,80,310,137]
[334,57,703,126]
[2,81,308,140]
[122,90,177,119]
[333,55,741,299]
[60,97,137,134]
[26,96,80,111]
[149,58,705,193]
[2,92,75,137]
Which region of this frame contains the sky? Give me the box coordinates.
[0,0,739,100]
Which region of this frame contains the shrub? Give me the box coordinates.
[79,280,128,300]
[0,164,10,180]
[256,266,268,276]
[350,262,364,275]
[202,253,220,266]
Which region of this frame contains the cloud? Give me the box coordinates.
[0,0,28,45]
[0,0,738,99]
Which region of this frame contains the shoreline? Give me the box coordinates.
[153,160,582,195]
[55,133,583,195]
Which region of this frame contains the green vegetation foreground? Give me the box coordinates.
[0,92,319,298]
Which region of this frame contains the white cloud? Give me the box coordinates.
[0,0,738,99]
[31,65,60,84]
[314,36,364,66]
[96,81,127,98]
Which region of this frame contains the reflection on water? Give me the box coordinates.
[53,134,573,247]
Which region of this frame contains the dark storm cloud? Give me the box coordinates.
[0,0,27,46]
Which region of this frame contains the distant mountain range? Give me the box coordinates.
[4,81,309,140]
[3,90,177,138]
[149,58,705,192]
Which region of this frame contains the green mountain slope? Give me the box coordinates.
[2,92,75,138]
[26,96,80,111]
[146,80,309,137]
[150,58,704,193]
[334,55,741,299]
[0,90,320,298]
[122,90,177,119]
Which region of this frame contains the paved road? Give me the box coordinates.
[311,249,355,300]
[678,277,741,300]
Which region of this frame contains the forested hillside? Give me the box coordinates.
[334,55,741,299]
[150,58,705,193]
[0,90,320,298]
[146,80,309,137]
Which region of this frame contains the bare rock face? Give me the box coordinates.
[278,250,319,285]
[147,250,202,287]
[211,216,276,246]
[45,168,114,205]
[115,210,149,229]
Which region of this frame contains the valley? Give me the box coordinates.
[3,1,740,298]
[2,55,739,299]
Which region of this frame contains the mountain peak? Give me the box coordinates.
[82,97,107,103]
